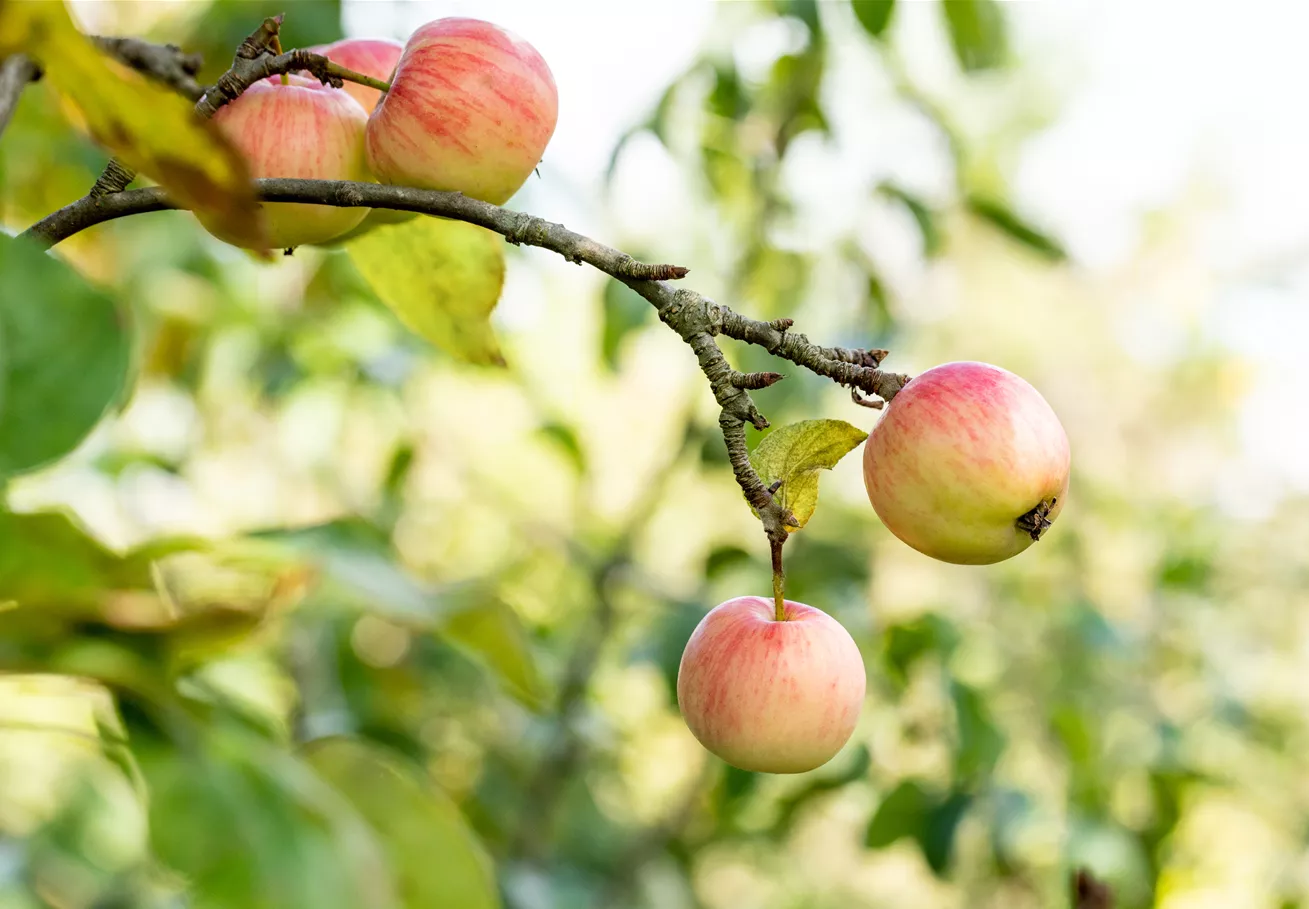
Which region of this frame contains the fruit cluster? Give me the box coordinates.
[679,362,1070,774]
[197,18,558,250]
[194,18,1072,782]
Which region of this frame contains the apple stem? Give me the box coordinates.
[271,35,289,85]
[770,538,787,621]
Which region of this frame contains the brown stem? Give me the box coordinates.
[770,538,787,621]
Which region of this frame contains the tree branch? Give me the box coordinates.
[91,36,204,100]
[21,176,906,543]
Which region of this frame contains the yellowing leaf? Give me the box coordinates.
[304,738,501,909]
[347,217,506,366]
[0,1,265,250]
[749,419,868,531]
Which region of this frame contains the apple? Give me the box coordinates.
[677,596,866,774]
[199,75,370,250]
[302,38,414,231]
[364,17,559,206]
[862,360,1070,565]
[308,38,403,114]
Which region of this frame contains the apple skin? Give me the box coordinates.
[677,596,866,774]
[365,18,558,206]
[200,75,370,250]
[862,361,1070,565]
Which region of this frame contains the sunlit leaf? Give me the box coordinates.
[940,0,1008,72]
[852,0,896,39]
[0,234,131,477]
[442,596,547,710]
[965,192,1067,262]
[347,217,506,366]
[749,419,868,530]
[304,737,500,909]
[0,1,265,249]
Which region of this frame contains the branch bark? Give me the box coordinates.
[20,177,906,545]
[91,36,204,100]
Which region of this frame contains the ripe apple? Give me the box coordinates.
[677,596,866,774]
[308,38,403,114]
[862,360,1070,565]
[305,38,414,230]
[199,75,370,250]
[365,17,559,206]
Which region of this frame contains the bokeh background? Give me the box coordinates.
[3,1,1309,907]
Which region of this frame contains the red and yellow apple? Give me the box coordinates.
[863,361,1070,565]
[677,596,866,774]
[303,37,414,231]
[364,18,558,205]
[199,75,370,250]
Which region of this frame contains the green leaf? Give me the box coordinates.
[0,509,151,612]
[950,680,1005,783]
[940,0,1008,72]
[922,790,972,874]
[538,421,586,473]
[852,0,896,38]
[866,780,972,876]
[600,280,652,370]
[304,737,501,909]
[749,419,868,530]
[882,613,960,687]
[0,235,132,477]
[866,780,931,848]
[965,193,1067,262]
[442,596,548,710]
[878,182,943,258]
[141,731,396,909]
[347,217,506,366]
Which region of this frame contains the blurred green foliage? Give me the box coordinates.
[0,2,1303,909]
